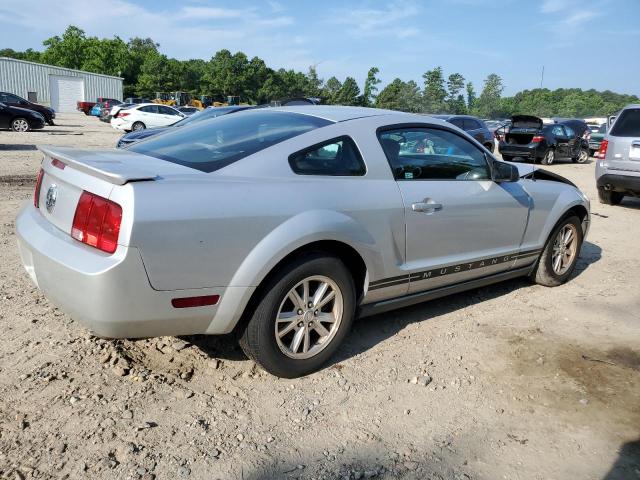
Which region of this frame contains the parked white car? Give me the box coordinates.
[110,103,185,132]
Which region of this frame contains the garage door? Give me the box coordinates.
[49,75,84,112]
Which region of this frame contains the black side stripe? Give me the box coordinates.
[369,249,541,291]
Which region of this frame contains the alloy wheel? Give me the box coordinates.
[551,224,578,275]
[545,150,554,165]
[275,275,343,360]
[578,150,588,163]
[12,119,29,132]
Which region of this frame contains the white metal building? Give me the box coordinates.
[0,57,123,113]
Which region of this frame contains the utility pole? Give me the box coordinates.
[540,66,545,88]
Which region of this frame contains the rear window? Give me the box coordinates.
[128,111,332,173]
[610,109,640,137]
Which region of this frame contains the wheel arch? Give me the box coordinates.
[229,239,368,338]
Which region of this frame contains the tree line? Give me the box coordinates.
[2,26,637,118]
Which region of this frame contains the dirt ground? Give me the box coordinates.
[0,114,638,480]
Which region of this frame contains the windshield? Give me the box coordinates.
[129,110,333,173]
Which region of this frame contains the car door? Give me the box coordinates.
[378,126,530,294]
[138,105,159,127]
[562,125,580,158]
[551,125,569,158]
[0,103,10,128]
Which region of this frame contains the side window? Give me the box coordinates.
[289,136,366,176]
[551,125,564,136]
[139,105,157,114]
[449,118,464,129]
[463,119,480,131]
[6,94,22,103]
[378,127,491,181]
[563,125,575,137]
[159,106,178,115]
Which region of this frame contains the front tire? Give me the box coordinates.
[540,149,555,165]
[598,187,624,205]
[131,121,145,131]
[239,253,355,378]
[531,215,583,287]
[11,117,30,132]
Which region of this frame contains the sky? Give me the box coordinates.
[1,0,639,96]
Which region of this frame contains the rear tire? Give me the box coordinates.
[239,253,356,378]
[531,215,583,287]
[541,149,554,165]
[598,187,624,205]
[132,121,145,131]
[573,149,589,164]
[11,117,30,132]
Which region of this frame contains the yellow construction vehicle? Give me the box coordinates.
[153,92,176,106]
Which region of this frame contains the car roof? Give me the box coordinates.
[265,105,401,122]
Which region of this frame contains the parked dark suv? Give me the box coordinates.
[0,92,55,125]
[499,115,589,165]
[431,115,495,152]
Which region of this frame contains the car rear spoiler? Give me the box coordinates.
[38,145,157,185]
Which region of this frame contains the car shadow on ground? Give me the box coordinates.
[0,144,38,151]
[187,243,602,366]
[602,438,640,480]
[619,197,640,210]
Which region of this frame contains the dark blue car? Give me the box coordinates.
[116,106,254,148]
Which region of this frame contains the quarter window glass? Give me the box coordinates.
[289,136,365,176]
[449,118,464,129]
[610,109,640,137]
[563,125,575,137]
[378,128,490,181]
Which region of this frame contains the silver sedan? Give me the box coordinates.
[16,106,590,377]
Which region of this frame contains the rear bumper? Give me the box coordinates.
[498,143,543,158]
[110,119,130,131]
[596,173,640,194]
[16,203,250,338]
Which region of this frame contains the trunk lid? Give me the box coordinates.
[606,107,640,173]
[510,115,543,130]
[34,145,200,241]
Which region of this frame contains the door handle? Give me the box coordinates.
[412,199,443,213]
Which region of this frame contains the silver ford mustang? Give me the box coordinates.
[16,106,590,377]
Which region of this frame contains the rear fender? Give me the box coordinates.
[227,209,380,289]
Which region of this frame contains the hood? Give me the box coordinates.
[510,115,543,130]
[120,126,173,142]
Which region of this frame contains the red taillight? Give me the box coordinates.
[597,139,609,159]
[71,191,122,254]
[171,295,220,309]
[116,111,129,118]
[532,135,544,143]
[34,169,44,208]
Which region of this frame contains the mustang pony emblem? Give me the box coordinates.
[45,184,58,213]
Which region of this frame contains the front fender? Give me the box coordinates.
[521,180,590,250]
[228,209,381,289]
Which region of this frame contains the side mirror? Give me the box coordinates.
[493,161,520,182]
